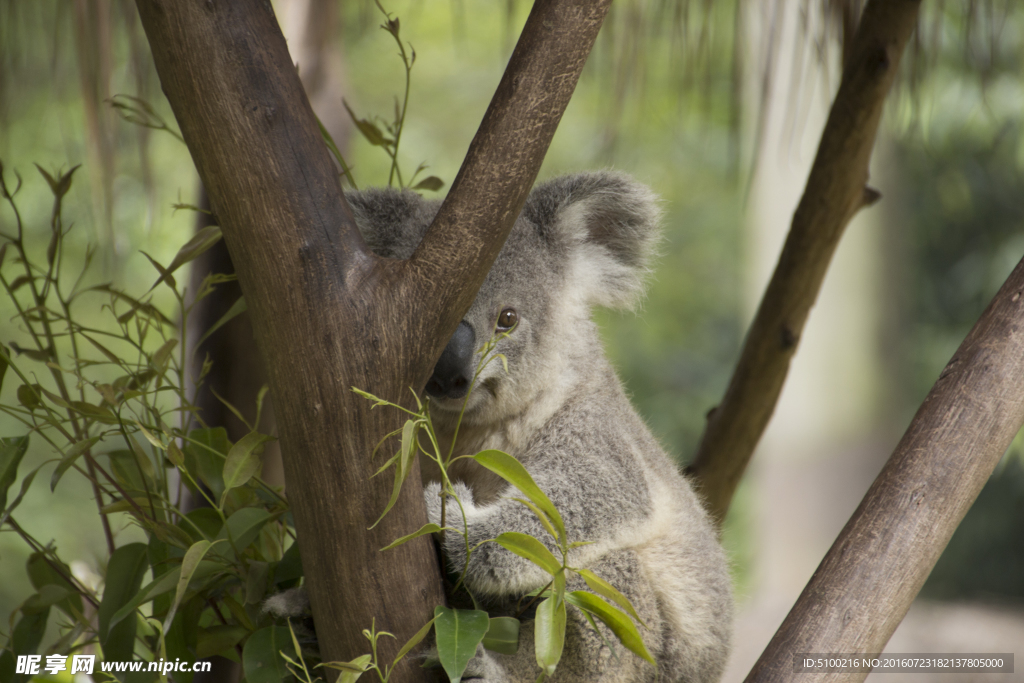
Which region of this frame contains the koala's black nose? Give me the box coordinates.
[426,321,475,400]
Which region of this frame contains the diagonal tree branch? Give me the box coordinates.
[411,0,612,355]
[745,253,1024,682]
[687,0,923,524]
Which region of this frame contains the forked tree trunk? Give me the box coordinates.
[133,0,610,678]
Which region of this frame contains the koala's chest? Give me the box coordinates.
[420,423,522,506]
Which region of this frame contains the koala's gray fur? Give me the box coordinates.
[334,172,731,681]
[345,172,733,682]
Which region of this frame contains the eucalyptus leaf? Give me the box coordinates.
[482,616,520,655]
[494,532,562,576]
[196,624,248,659]
[380,522,443,551]
[412,176,445,191]
[564,591,655,665]
[98,543,149,662]
[108,560,224,630]
[163,540,218,634]
[0,436,29,510]
[392,615,436,667]
[196,295,247,348]
[433,606,490,683]
[167,225,223,274]
[214,507,273,559]
[474,450,565,545]
[534,596,566,675]
[26,552,83,620]
[222,431,274,498]
[577,568,645,626]
[50,436,101,492]
[11,607,49,656]
[243,625,296,683]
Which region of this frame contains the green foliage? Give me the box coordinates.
[0,162,294,681]
[337,2,444,193]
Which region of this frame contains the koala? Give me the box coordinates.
[343,171,733,683]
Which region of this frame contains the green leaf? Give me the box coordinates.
[320,654,372,683]
[26,552,83,621]
[82,333,123,366]
[343,100,392,147]
[16,384,42,410]
[273,541,304,586]
[98,543,149,662]
[196,624,248,659]
[412,176,445,191]
[168,224,222,274]
[142,250,177,289]
[243,625,296,683]
[0,436,30,510]
[196,295,247,348]
[474,450,565,545]
[184,427,230,499]
[108,560,223,630]
[245,560,270,605]
[510,497,559,541]
[370,420,420,529]
[564,591,655,666]
[0,345,8,392]
[576,568,646,626]
[69,400,118,424]
[0,465,40,527]
[433,606,490,683]
[11,607,49,656]
[392,615,436,666]
[164,540,218,634]
[222,431,273,499]
[482,616,520,655]
[50,436,101,492]
[151,338,179,371]
[380,522,443,551]
[494,532,561,576]
[21,585,75,614]
[215,507,273,558]
[534,596,566,675]
[179,507,223,543]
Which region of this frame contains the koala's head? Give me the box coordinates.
[348,171,661,426]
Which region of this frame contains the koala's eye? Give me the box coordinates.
[496,308,518,331]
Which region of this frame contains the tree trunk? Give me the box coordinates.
[133,0,609,677]
[745,252,1024,683]
[687,0,922,524]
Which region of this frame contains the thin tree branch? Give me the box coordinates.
[745,253,1024,683]
[687,0,922,524]
[411,0,613,355]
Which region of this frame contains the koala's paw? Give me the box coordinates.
[423,480,476,529]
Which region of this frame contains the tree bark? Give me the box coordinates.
[133,0,609,677]
[745,253,1024,683]
[687,0,922,524]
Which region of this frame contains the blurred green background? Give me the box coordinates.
[0,0,1022,656]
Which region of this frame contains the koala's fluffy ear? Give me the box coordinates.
[345,187,437,260]
[524,171,662,310]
